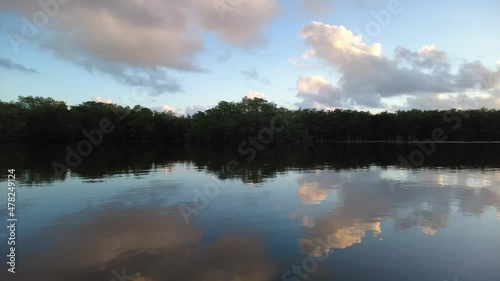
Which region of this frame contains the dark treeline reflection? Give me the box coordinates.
[2,96,500,143]
[2,143,500,185]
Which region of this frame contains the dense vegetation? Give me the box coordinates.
[1,96,500,143]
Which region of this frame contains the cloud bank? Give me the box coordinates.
[297,22,500,110]
[2,0,278,94]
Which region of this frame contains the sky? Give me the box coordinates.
[0,0,499,115]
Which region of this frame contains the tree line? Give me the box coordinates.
[1,95,500,143]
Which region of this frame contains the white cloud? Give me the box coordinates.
[2,0,277,94]
[395,45,450,72]
[297,22,500,110]
[296,75,345,108]
[185,105,209,115]
[196,0,278,47]
[401,92,500,110]
[301,22,382,67]
[297,75,328,93]
[93,96,113,104]
[159,105,176,112]
[155,104,183,116]
[454,61,500,90]
[246,91,265,99]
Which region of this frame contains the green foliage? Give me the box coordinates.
[1,96,500,143]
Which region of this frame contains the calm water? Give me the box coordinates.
[1,143,500,281]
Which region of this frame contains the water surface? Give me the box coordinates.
[1,143,499,281]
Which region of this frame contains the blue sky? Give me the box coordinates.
[1,0,499,114]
